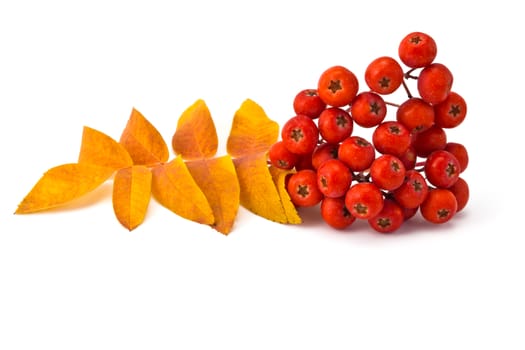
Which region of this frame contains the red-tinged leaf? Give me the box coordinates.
[186,155,239,234]
[227,99,279,158]
[120,108,169,166]
[15,163,115,214]
[172,99,218,160]
[151,156,214,225]
[78,126,133,170]
[112,165,152,231]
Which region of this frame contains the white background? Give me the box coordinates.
[1,1,524,349]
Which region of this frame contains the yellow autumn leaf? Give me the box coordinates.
[227,99,280,157]
[185,155,239,234]
[120,108,169,166]
[15,163,115,214]
[269,166,302,224]
[226,99,300,224]
[172,99,218,160]
[151,156,214,225]
[233,154,289,224]
[112,165,152,231]
[78,126,133,170]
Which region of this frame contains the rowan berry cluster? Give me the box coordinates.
[269,32,469,233]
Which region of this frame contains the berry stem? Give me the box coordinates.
[404,68,418,80]
[385,101,400,108]
[402,80,413,99]
[353,171,371,183]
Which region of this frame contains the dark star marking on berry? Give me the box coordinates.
[446,163,457,177]
[449,104,461,117]
[354,203,368,214]
[369,101,381,115]
[437,208,450,219]
[379,77,391,88]
[328,79,342,93]
[377,218,391,228]
[391,161,401,172]
[291,128,304,142]
[389,125,401,134]
[336,114,348,128]
[297,185,310,197]
[413,180,423,192]
[410,36,422,44]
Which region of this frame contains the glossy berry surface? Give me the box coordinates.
[368,199,404,233]
[318,107,353,144]
[412,125,447,158]
[350,91,387,128]
[286,169,324,207]
[396,97,435,134]
[420,188,458,224]
[317,65,359,107]
[293,89,327,119]
[372,121,411,158]
[392,170,429,209]
[448,177,469,212]
[434,91,467,128]
[345,183,384,220]
[424,150,460,188]
[321,197,356,229]
[311,143,339,170]
[281,115,319,155]
[417,63,453,105]
[338,136,376,172]
[370,154,406,191]
[268,140,299,170]
[398,31,437,68]
[317,159,352,198]
[364,56,404,95]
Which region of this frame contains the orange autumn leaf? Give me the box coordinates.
[151,156,214,225]
[172,99,218,160]
[269,166,302,224]
[185,155,239,234]
[227,99,280,157]
[171,100,239,234]
[120,108,169,166]
[112,165,152,231]
[78,126,133,170]
[227,99,300,224]
[15,163,115,214]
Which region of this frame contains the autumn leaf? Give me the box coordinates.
[227,99,300,224]
[15,163,115,214]
[269,166,302,224]
[233,153,289,223]
[172,99,218,160]
[78,126,133,169]
[120,108,169,166]
[151,156,214,225]
[185,156,239,234]
[172,99,240,234]
[112,165,152,230]
[227,99,279,157]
